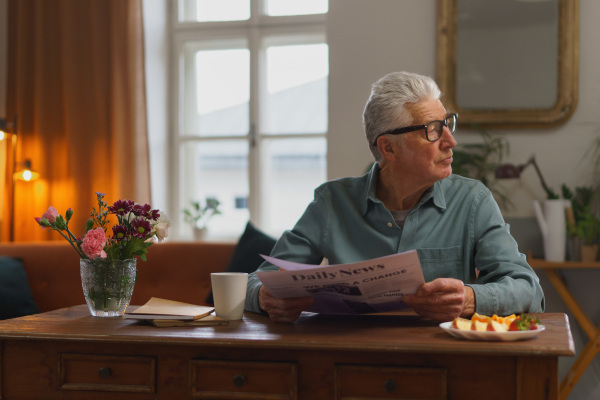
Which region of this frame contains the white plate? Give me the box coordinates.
[439,322,545,342]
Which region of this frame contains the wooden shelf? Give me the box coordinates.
[528,253,600,269]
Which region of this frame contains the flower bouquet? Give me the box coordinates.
[35,192,170,316]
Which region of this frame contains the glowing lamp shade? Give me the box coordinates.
[13,160,40,182]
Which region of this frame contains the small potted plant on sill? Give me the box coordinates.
[183,197,221,240]
[575,206,600,262]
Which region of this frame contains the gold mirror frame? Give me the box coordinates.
[436,0,579,129]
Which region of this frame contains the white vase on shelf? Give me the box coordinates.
[193,226,207,241]
[532,199,567,262]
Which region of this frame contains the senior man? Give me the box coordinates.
[245,71,544,323]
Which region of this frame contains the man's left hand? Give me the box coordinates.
[403,278,475,322]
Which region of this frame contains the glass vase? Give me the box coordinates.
[80,258,137,317]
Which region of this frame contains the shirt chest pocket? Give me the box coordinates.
[417,246,464,282]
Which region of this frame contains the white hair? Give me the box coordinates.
[363,71,442,161]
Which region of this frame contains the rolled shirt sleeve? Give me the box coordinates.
[468,188,545,315]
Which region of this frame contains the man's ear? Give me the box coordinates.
[376,136,398,161]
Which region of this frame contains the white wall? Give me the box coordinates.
[327,2,600,399]
[328,0,438,180]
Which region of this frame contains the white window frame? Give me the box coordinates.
[169,1,328,239]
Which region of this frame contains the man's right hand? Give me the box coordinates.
[258,286,314,323]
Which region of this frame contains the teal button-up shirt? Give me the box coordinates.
[245,164,545,316]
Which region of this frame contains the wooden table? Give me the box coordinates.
[0,306,574,400]
[530,257,600,400]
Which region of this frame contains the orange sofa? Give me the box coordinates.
[0,241,236,313]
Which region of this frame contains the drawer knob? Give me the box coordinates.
[384,379,397,393]
[233,374,246,388]
[98,367,112,379]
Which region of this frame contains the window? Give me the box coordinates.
[173,0,328,240]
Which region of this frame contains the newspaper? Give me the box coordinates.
[256,250,425,315]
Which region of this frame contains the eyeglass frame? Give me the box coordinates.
[371,113,458,147]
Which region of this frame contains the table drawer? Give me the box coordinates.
[191,359,297,399]
[335,364,447,400]
[58,353,156,393]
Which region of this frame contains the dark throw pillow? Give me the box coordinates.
[0,256,40,320]
[206,222,277,305]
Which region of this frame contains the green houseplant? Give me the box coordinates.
[575,207,600,243]
[452,126,512,209]
[575,207,600,262]
[183,197,221,240]
[565,186,599,262]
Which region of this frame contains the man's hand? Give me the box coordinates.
[403,278,475,322]
[259,286,314,323]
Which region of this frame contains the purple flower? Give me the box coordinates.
[131,218,152,238]
[112,224,129,241]
[133,204,160,221]
[149,209,160,220]
[132,203,150,216]
[108,200,134,216]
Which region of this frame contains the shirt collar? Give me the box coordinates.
[362,163,448,214]
[363,163,380,215]
[431,180,447,211]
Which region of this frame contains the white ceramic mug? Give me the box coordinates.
[210,272,248,320]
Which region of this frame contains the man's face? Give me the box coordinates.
[393,99,457,186]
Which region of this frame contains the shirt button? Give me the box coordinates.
[387,222,393,228]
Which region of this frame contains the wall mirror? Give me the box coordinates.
[436,0,579,129]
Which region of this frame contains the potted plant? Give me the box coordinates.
[564,186,599,262]
[452,126,512,209]
[573,188,599,262]
[183,197,221,240]
[575,207,600,262]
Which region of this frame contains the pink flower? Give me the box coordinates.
[81,228,107,259]
[35,206,59,226]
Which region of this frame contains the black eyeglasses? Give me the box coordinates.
[372,113,458,146]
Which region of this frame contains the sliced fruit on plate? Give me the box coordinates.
[451,317,471,330]
[471,319,488,331]
[471,312,491,323]
[450,313,541,332]
[486,319,508,332]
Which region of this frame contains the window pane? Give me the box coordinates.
[182,42,250,136]
[180,140,249,239]
[260,137,327,237]
[262,43,328,134]
[266,0,328,16]
[180,0,250,22]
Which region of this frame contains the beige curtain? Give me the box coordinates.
[1,0,149,242]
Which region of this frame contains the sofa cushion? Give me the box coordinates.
[0,256,41,320]
[206,222,276,305]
